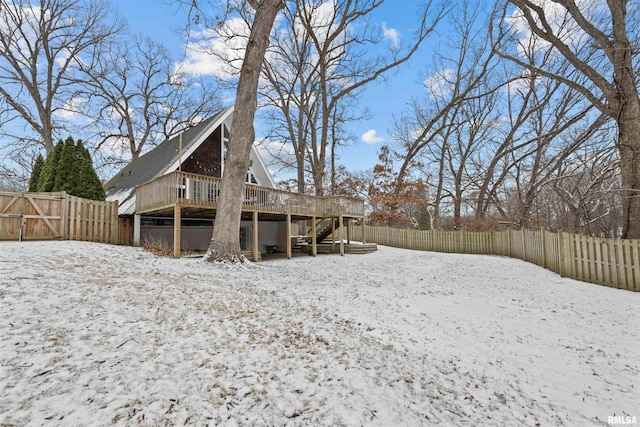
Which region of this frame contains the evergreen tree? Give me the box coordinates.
[53,137,78,193]
[34,137,105,201]
[37,140,64,192]
[28,154,44,192]
[75,140,105,200]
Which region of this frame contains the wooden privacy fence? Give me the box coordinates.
[0,191,118,244]
[351,226,640,292]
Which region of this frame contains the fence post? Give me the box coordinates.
[490,230,495,255]
[567,232,576,279]
[558,231,565,277]
[60,191,68,239]
[569,232,577,280]
[68,195,76,240]
[627,240,640,292]
[463,230,467,253]
[541,229,547,269]
[111,201,119,244]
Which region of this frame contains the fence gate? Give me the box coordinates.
[0,192,64,240]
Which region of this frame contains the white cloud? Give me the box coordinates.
[409,127,427,142]
[423,68,455,99]
[361,129,384,144]
[175,18,250,80]
[507,0,606,58]
[254,138,297,177]
[382,22,400,49]
[53,97,87,120]
[293,1,338,43]
[255,138,296,158]
[253,138,298,182]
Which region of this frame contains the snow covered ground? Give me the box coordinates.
[0,241,638,426]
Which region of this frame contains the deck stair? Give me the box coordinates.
[312,218,340,243]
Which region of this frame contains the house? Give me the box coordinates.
[105,106,371,260]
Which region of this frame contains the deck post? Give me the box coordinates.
[60,191,69,239]
[331,217,336,251]
[346,218,351,244]
[311,215,317,256]
[252,211,260,262]
[361,219,366,244]
[133,214,141,246]
[173,205,181,258]
[286,213,292,259]
[339,214,345,256]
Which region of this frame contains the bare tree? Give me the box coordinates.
[259,4,318,194]
[398,77,500,229]
[0,0,123,153]
[389,2,503,228]
[550,145,621,237]
[501,104,610,229]
[0,162,27,190]
[205,0,285,262]
[393,1,501,200]
[261,0,448,196]
[446,85,499,228]
[79,35,222,166]
[472,69,602,224]
[492,0,640,238]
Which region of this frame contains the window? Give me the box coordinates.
[223,125,229,162]
[246,170,258,184]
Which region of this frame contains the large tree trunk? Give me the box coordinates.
[206,0,283,263]
[611,0,640,239]
[610,0,640,238]
[618,98,640,239]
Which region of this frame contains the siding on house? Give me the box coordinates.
[181,126,223,178]
[139,218,285,253]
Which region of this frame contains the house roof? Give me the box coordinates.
[104,107,233,215]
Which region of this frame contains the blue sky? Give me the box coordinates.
[115,0,434,177]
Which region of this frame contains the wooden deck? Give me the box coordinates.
[136,171,364,219]
[134,171,369,259]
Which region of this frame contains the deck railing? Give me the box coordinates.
[135,171,364,217]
